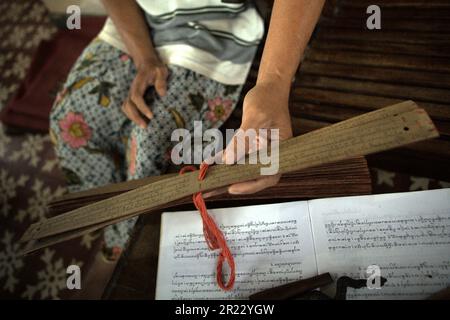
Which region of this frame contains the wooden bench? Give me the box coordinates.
[227,0,450,181]
[291,0,450,180]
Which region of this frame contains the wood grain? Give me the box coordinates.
[292,0,450,180]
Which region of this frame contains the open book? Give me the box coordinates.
[155,189,450,299]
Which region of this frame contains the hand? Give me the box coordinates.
[121,59,168,128]
[223,82,293,195]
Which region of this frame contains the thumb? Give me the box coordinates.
[222,127,254,165]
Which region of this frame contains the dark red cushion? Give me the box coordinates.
[0,17,106,133]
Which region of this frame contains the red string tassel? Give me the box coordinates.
[180,163,235,291]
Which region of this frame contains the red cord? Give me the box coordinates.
[180,163,235,291]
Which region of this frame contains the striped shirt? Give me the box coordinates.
[98,0,265,85]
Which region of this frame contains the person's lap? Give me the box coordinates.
[49,38,243,250]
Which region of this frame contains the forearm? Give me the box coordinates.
[257,0,325,94]
[101,0,158,67]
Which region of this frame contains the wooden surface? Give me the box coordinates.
[103,211,162,300]
[103,157,372,299]
[291,0,450,180]
[226,0,450,181]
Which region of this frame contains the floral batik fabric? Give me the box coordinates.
[49,39,243,249]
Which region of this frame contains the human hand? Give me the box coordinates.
[223,82,293,195]
[121,59,168,128]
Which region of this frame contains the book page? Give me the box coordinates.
[155,201,317,299]
[309,189,450,299]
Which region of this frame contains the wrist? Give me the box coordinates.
[254,79,291,107]
[256,72,293,98]
[134,55,161,69]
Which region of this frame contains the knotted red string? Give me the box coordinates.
[179,163,235,291]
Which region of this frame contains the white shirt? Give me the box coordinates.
[98,0,264,85]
